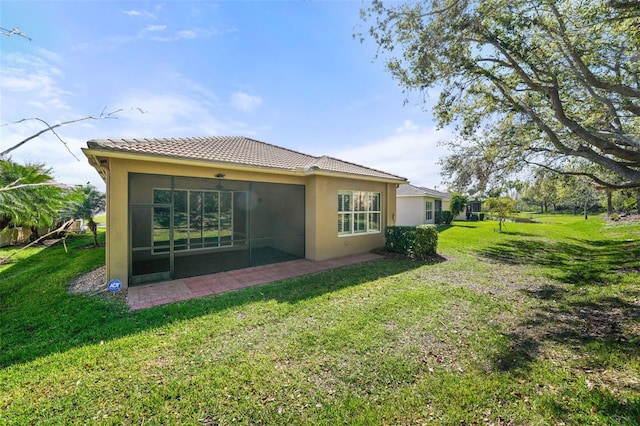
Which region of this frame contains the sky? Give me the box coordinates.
[0,1,453,192]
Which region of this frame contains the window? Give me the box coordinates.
[152,188,237,253]
[425,200,433,221]
[338,190,381,235]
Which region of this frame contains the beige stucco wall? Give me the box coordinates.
[305,176,394,261]
[92,154,399,287]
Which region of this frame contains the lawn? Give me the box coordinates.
[0,215,638,425]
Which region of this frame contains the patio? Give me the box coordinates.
[127,252,383,310]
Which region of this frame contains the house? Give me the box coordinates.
[83,137,407,288]
[396,184,454,226]
[396,184,484,225]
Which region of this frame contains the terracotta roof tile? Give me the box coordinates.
[86,136,407,181]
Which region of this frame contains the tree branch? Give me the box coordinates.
[0,181,63,192]
[0,109,123,158]
[549,4,640,99]
[527,161,639,189]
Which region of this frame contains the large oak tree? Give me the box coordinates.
[359,0,640,190]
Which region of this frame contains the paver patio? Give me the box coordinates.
[127,252,383,310]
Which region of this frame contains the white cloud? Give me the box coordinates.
[1,121,104,189]
[122,9,156,19]
[113,94,228,137]
[109,19,218,44]
[0,95,235,192]
[0,51,73,117]
[177,30,197,39]
[329,120,454,190]
[230,92,262,112]
[142,25,167,33]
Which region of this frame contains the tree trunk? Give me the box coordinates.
[88,219,98,247]
[584,200,589,220]
[637,189,640,215]
[29,226,39,242]
[606,189,613,215]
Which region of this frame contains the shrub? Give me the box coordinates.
[384,225,438,257]
[441,211,454,224]
[478,212,485,221]
[414,225,438,256]
[384,226,417,254]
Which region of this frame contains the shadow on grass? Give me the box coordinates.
[0,242,426,369]
[448,223,480,229]
[436,223,482,233]
[478,236,640,286]
[493,286,640,421]
[499,231,540,238]
[480,235,640,421]
[495,289,640,366]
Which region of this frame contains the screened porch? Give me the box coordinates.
[128,173,305,285]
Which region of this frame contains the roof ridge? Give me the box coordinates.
[85,136,407,182]
[315,155,407,181]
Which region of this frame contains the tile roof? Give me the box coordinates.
[85,136,406,182]
[397,183,450,199]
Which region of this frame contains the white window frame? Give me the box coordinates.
[152,188,240,254]
[338,190,382,236]
[425,200,433,221]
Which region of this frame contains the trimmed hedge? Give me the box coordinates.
[384,225,438,257]
[384,226,417,254]
[414,224,438,256]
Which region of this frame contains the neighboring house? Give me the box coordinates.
[0,225,56,248]
[0,227,24,248]
[396,183,469,226]
[83,136,407,288]
[466,200,483,217]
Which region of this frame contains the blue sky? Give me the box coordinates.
[0,1,452,192]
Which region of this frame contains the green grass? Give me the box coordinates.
[1,216,639,424]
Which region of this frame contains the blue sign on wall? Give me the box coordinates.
[107,279,122,292]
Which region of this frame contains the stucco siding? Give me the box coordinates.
[397,197,427,226]
[99,156,396,287]
[306,175,389,261]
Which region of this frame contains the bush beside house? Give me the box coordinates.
[384,225,438,258]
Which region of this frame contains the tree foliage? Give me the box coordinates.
[484,196,517,231]
[556,175,602,219]
[61,185,105,247]
[449,192,468,217]
[522,169,560,212]
[359,0,640,189]
[0,159,75,234]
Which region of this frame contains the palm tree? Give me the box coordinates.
[0,159,70,239]
[65,185,106,247]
